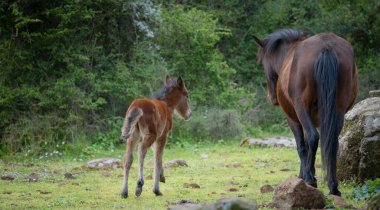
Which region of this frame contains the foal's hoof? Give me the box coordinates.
[120,192,128,199]
[153,190,163,196]
[135,188,142,197]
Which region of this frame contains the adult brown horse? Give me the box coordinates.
[119,76,192,198]
[253,29,358,195]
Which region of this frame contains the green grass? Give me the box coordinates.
[0,141,365,209]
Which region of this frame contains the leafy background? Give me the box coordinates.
[0,0,379,156]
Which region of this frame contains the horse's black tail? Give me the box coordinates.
[314,47,342,183]
[120,108,143,141]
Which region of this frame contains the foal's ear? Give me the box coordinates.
[253,35,264,47]
[177,76,185,89]
[165,75,173,86]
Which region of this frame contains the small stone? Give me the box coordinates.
[272,178,325,209]
[64,172,74,179]
[165,160,188,168]
[26,173,39,182]
[101,171,111,177]
[1,174,15,181]
[227,188,239,192]
[329,195,354,209]
[225,163,242,168]
[260,184,274,193]
[200,154,209,159]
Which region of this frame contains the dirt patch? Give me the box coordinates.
[183,183,200,189]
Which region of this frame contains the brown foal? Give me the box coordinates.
[120,76,191,198]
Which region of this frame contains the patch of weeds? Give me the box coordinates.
[47,198,76,207]
[350,178,380,201]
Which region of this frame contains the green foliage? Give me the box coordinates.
[351,179,380,201]
[1,0,379,155]
[158,5,236,107]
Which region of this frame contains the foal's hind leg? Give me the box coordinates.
[287,117,307,179]
[135,134,155,197]
[152,135,167,196]
[120,132,138,198]
[294,105,319,187]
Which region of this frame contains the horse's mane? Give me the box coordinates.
[264,29,307,54]
[258,29,309,69]
[153,78,178,100]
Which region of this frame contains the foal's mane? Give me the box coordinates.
[259,29,308,64]
[153,78,178,100]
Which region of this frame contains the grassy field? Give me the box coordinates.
[0,141,364,209]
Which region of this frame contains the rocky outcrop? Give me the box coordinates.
[337,97,380,182]
[272,178,326,209]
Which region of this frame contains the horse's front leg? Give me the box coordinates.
[286,117,307,180]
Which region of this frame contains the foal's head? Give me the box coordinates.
[154,76,192,120]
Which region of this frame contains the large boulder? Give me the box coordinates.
[337,97,380,182]
[272,178,326,209]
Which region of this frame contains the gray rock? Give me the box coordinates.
[367,191,380,210]
[260,184,274,193]
[201,198,257,210]
[165,160,188,168]
[169,198,257,210]
[26,172,39,182]
[272,178,326,209]
[86,158,121,169]
[337,97,380,181]
[369,90,380,97]
[239,136,296,148]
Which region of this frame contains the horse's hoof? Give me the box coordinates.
[305,179,317,188]
[153,190,163,196]
[329,189,341,196]
[120,192,128,199]
[135,188,142,197]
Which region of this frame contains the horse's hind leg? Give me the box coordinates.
[152,135,167,196]
[287,117,307,180]
[120,132,138,198]
[294,105,319,187]
[135,133,158,197]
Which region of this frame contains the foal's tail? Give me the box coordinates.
[120,108,143,141]
[314,47,342,180]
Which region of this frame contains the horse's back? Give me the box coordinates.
[278,33,358,125]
